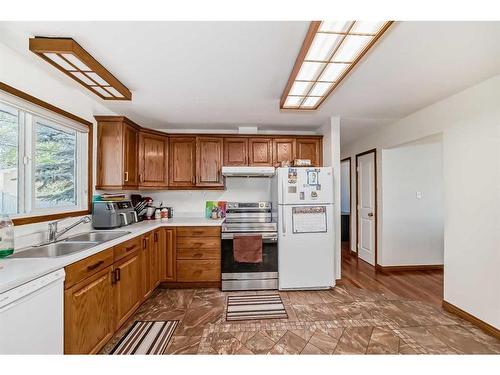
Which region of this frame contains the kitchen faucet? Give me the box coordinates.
[47,216,92,243]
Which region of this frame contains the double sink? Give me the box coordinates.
[9,231,131,259]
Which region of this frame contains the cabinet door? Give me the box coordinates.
[139,132,168,188]
[169,137,196,187]
[140,233,152,298]
[150,231,160,289]
[114,252,142,330]
[64,267,114,354]
[196,137,223,187]
[296,138,322,166]
[272,138,296,166]
[223,138,248,166]
[159,228,176,281]
[123,123,139,187]
[248,138,273,166]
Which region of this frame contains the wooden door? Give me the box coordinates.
[296,138,322,166]
[223,138,248,166]
[139,132,168,188]
[357,151,376,266]
[248,138,273,166]
[113,252,142,330]
[64,267,114,354]
[169,137,196,187]
[272,138,296,166]
[196,137,223,187]
[159,228,176,281]
[150,230,160,289]
[122,123,139,187]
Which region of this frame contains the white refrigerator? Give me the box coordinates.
[272,167,335,290]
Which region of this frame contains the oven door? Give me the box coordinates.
[221,232,278,275]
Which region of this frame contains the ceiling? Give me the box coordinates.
[1,21,500,146]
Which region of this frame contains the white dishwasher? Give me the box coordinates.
[0,269,65,354]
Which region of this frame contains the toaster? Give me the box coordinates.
[92,201,138,229]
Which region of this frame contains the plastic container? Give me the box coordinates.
[0,214,14,258]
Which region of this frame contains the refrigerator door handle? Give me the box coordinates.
[282,204,286,234]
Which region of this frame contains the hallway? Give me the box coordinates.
[340,242,444,306]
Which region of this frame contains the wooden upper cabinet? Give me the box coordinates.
[95,116,139,190]
[223,138,248,166]
[272,138,296,167]
[248,138,273,166]
[296,138,322,167]
[196,137,223,187]
[169,137,196,187]
[138,131,168,188]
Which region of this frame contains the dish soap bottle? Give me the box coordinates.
[0,214,14,258]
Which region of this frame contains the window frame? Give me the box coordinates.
[0,82,93,225]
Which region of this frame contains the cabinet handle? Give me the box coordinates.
[115,268,121,282]
[154,232,158,242]
[86,260,104,271]
[125,244,136,252]
[139,173,143,182]
[124,171,129,182]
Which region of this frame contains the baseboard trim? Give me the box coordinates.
[350,250,357,257]
[376,264,443,272]
[160,281,221,289]
[442,300,500,339]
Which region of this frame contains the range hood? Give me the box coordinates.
[222,166,275,177]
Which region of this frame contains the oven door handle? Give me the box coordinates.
[221,233,277,241]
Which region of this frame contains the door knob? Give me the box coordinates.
[368,212,374,217]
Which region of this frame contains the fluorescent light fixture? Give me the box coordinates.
[85,72,109,86]
[305,33,342,61]
[43,53,75,71]
[70,71,96,86]
[61,53,92,71]
[92,86,113,98]
[332,35,373,62]
[281,21,392,110]
[30,37,131,101]
[296,61,325,81]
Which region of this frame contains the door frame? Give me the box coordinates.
[355,148,378,267]
[340,157,352,254]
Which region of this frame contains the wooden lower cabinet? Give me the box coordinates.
[63,226,221,353]
[159,228,176,281]
[64,266,114,354]
[113,251,143,330]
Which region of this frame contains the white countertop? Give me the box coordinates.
[0,217,224,294]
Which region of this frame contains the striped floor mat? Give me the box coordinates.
[110,320,178,355]
[226,294,288,321]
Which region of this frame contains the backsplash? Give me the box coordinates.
[10,177,271,250]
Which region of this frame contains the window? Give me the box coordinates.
[0,91,89,219]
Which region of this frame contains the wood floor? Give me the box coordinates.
[339,242,444,306]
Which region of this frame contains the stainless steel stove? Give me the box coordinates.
[221,202,278,291]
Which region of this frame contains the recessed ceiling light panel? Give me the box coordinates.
[30,37,131,101]
[280,20,393,110]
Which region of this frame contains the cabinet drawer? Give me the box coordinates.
[176,226,220,237]
[113,236,142,262]
[176,260,221,282]
[177,247,220,260]
[176,237,220,250]
[64,248,114,289]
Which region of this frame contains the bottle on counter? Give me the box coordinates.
[0,214,15,258]
[160,206,169,220]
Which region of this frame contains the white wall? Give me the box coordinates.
[381,134,444,266]
[340,160,350,214]
[320,117,341,280]
[341,74,500,328]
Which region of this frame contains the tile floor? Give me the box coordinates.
[100,285,500,355]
